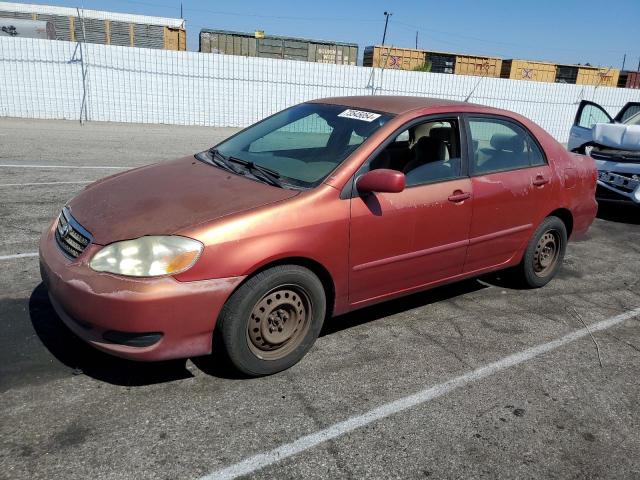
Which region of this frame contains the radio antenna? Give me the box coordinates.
[464,61,491,102]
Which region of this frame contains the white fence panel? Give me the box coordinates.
[0,37,84,120]
[2,36,640,143]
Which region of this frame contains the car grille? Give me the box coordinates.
[598,171,640,193]
[55,208,92,258]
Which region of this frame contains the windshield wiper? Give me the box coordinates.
[227,156,284,188]
[206,148,243,175]
[205,149,285,188]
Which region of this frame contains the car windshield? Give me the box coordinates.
[210,103,392,188]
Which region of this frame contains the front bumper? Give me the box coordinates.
[594,159,640,205]
[39,220,245,361]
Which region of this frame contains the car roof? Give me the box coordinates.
[308,95,474,115]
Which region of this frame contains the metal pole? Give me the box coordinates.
[76,6,88,125]
[374,12,392,94]
[79,5,87,45]
[622,53,626,71]
[381,11,392,45]
[415,30,418,50]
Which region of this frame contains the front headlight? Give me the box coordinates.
[89,236,203,277]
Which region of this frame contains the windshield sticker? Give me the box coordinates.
[338,109,382,122]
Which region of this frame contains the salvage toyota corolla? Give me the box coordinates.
[40,96,598,376]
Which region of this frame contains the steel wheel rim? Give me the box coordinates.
[533,230,560,277]
[247,284,312,360]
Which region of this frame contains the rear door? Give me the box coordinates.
[568,100,612,152]
[463,115,553,273]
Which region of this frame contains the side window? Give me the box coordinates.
[468,118,545,175]
[368,119,463,187]
[578,104,610,128]
[249,113,333,152]
[627,112,640,126]
[620,105,640,123]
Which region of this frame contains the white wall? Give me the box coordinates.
[2,36,640,142]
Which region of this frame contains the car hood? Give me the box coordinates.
[67,156,299,244]
[593,123,640,151]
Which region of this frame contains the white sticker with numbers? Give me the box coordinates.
[337,109,381,122]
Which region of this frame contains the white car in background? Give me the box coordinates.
[568,100,640,206]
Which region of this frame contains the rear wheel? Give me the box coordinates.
[518,216,567,288]
[217,265,326,376]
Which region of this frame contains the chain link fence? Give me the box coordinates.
[2,36,640,142]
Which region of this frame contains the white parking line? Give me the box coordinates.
[0,252,39,260]
[0,181,93,187]
[202,306,640,480]
[0,164,131,169]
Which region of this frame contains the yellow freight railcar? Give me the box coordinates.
[454,54,502,77]
[576,66,620,87]
[363,45,427,69]
[500,60,557,82]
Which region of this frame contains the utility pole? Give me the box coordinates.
[415,30,418,49]
[381,11,392,45]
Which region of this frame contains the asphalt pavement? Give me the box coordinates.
[1,118,639,480]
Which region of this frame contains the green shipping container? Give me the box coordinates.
[199,29,358,65]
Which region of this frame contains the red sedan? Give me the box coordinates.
[39,97,598,376]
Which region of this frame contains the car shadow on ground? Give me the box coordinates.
[597,203,640,225]
[321,278,489,336]
[30,276,497,385]
[29,283,198,386]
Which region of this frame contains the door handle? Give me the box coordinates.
[448,191,471,202]
[532,175,549,187]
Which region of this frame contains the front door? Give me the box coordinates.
[568,100,613,152]
[348,116,473,306]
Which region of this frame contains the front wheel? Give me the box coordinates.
[517,216,567,288]
[216,265,326,376]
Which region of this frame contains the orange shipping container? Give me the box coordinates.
[363,46,427,70]
[454,55,502,77]
[163,26,186,51]
[500,59,557,83]
[618,71,640,89]
[576,67,620,87]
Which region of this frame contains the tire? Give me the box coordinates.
[216,265,326,376]
[517,216,567,288]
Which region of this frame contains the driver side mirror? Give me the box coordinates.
[356,169,406,194]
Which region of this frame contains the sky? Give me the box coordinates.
[15,0,640,69]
